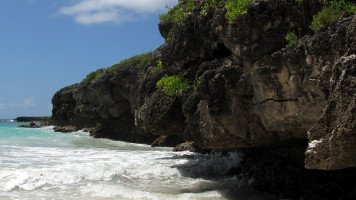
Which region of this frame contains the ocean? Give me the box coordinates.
[0,120,270,200]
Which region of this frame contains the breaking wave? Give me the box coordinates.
[0,121,269,200]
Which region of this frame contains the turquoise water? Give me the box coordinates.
[0,121,270,200]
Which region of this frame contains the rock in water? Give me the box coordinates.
[53,126,78,133]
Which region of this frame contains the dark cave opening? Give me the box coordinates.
[213,43,231,59]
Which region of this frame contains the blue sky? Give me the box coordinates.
[0,0,177,119]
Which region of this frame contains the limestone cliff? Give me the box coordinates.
[52,0,355,172]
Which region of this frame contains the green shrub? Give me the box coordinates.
[109,52,152,71]
[310,0,355,32]
[152,59,163,73]
[200,6,209,16]
[82,52,152,84]
[156,75,191,96]
[83,68,105,83]
[159,0,197,22]
[193,75,203,90]
[225,0,253,23]
[165,30,172,43]
[310,5,342,32]
[62,83,79,92]
[160,0,255,24]
[285,32,300,47]
[200,0,225,16]
[342,2,356,14]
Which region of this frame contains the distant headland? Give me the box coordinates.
[15,116,51,123]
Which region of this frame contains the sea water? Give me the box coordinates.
[0,121,270,200]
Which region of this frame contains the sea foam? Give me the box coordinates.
[0,121,269,200]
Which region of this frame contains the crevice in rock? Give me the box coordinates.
[253,97,300,105]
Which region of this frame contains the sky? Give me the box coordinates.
[0,0,178,119]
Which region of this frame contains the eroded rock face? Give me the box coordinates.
[52,0,355,170]
[152,0,328,150]
[305,17,356,170]
[52,64,157,144]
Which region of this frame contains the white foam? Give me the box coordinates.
[0,123,270,200]
[0,145,245,199]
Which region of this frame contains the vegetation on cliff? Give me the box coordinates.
[82,52,153,83]
[224,0,253,22]
[160,0,355,30]
[61,83,79,92]
[285,32,300,46]
[159,0,252,23]
[83,68,105,83]
[109,52,152,70]
[310,0,355,31]
[151,59,163,73]
[156,75,191,96]
[159,0,196,22]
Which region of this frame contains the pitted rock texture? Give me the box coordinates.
[305,16,356,170]
[52,0,355,170]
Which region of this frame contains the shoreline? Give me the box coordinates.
[14,119,356,199]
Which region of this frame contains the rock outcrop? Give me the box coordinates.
[52,64,158,144]
[52,0,355,172]
[18,122,47,128]
[53,126,78,133]
[305,16,356,170]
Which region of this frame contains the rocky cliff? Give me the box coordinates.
[53,0,355,170]
[52,0,356,198]
[52,0,356,196]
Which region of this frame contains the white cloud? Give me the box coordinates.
[75,10,122,24]
[59,0,178,24]
[11,98,35,108]
[23,98,35,107]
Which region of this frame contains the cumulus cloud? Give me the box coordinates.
[11,98,35,108]
[59,0,178,25]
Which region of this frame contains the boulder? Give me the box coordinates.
[53,126,78,133]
